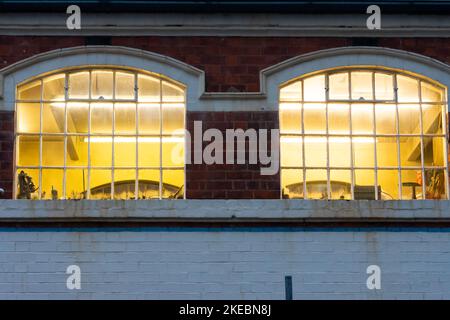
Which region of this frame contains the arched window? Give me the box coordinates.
[280,68,448,200]
[15,68,185,200]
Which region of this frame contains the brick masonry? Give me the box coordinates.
[186,111,280,199]
[0,229,450,299]
[0,36,450,92]
[0,37,449,199]
[0,200,448,299]
[0,111,13,199]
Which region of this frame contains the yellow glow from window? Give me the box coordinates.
[16,68,186,200]
[280,68,448,200]
[87,137,184,143]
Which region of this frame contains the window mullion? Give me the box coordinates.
[301,80,306,199]
[111,70,116,200]
[325,74,331,200]
[159,78,163,200]
[348,71,355,200]
[134,72,139,200]
[418,80,426,200]
[394,74,402,199]
[38,78,43,200]
[373,72,378,200]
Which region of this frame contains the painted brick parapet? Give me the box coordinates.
[0,111,13,200]
[1,228,450,299]
[0,199,449,221]
[186,111,279,199]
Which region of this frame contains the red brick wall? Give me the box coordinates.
[1,36,450,199]
[1,36,450,92]
[0,111,14,199]
[186,111,280,199]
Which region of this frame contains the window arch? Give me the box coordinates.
[280,67,449,200]
[15,67,185,200]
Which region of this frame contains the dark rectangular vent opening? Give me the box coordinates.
[351,38,379,47]
[85,36,112,46]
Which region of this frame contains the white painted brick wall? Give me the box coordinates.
[0,200,449,299]
[1,229,450,299]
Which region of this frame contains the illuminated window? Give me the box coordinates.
[16,68,185,200]
[280,68,449,200]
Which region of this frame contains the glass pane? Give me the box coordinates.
[66,169,87,200]
[16,135,39,167]
[375,104,397,134]
[162,169,184,199]
[378,169,399,200]
[138,139,160,167]
[281,169,303,199]
[423,137,445,167]
[42,103,65,133]
[328,104,349,134]
[305,169,328,199]
[90,136,112,167]
[138,169,160,199]
[353,138,375,168]
[67,102,89,133]
[115,103,136,134]
[17,102,40,133]
[162,103,185,134]
[401,169,423,200]
[66,136,88,167]
[162,81,184,103]
[16,169,39,200]
[138,74,160,102]
[280,81,302,101]
[90,169,112,199]
[330,170,351,199]
[399,136,421,167]
[425,169,446,199]
[422,104,444,134]
[376,137,398,167]
[351,104,373,134]
[304,137,327,167]
[41,169,63,200]
[329,73,349,100]
[280,136,302,167]
[398,104,420,134]
[114,137,136,167]
[43,74,65,101]
[354,170,376,200]
[91,103,113,134]
[303,75,325,102]
[91,70,113,100]
[68,72,89,99]
[375,73,394,100]
[329,138,351,167]
[18,80,41,100]
[397,75,419,102]
[114,169,136,200]
[42,136,64,166]
[279,103,302,134]
[138,103,160,134]
[303,103,326,133]
[162,138,185,167]
[421,82,444,103]
[115,72,135,100]
[351,72,373,101]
